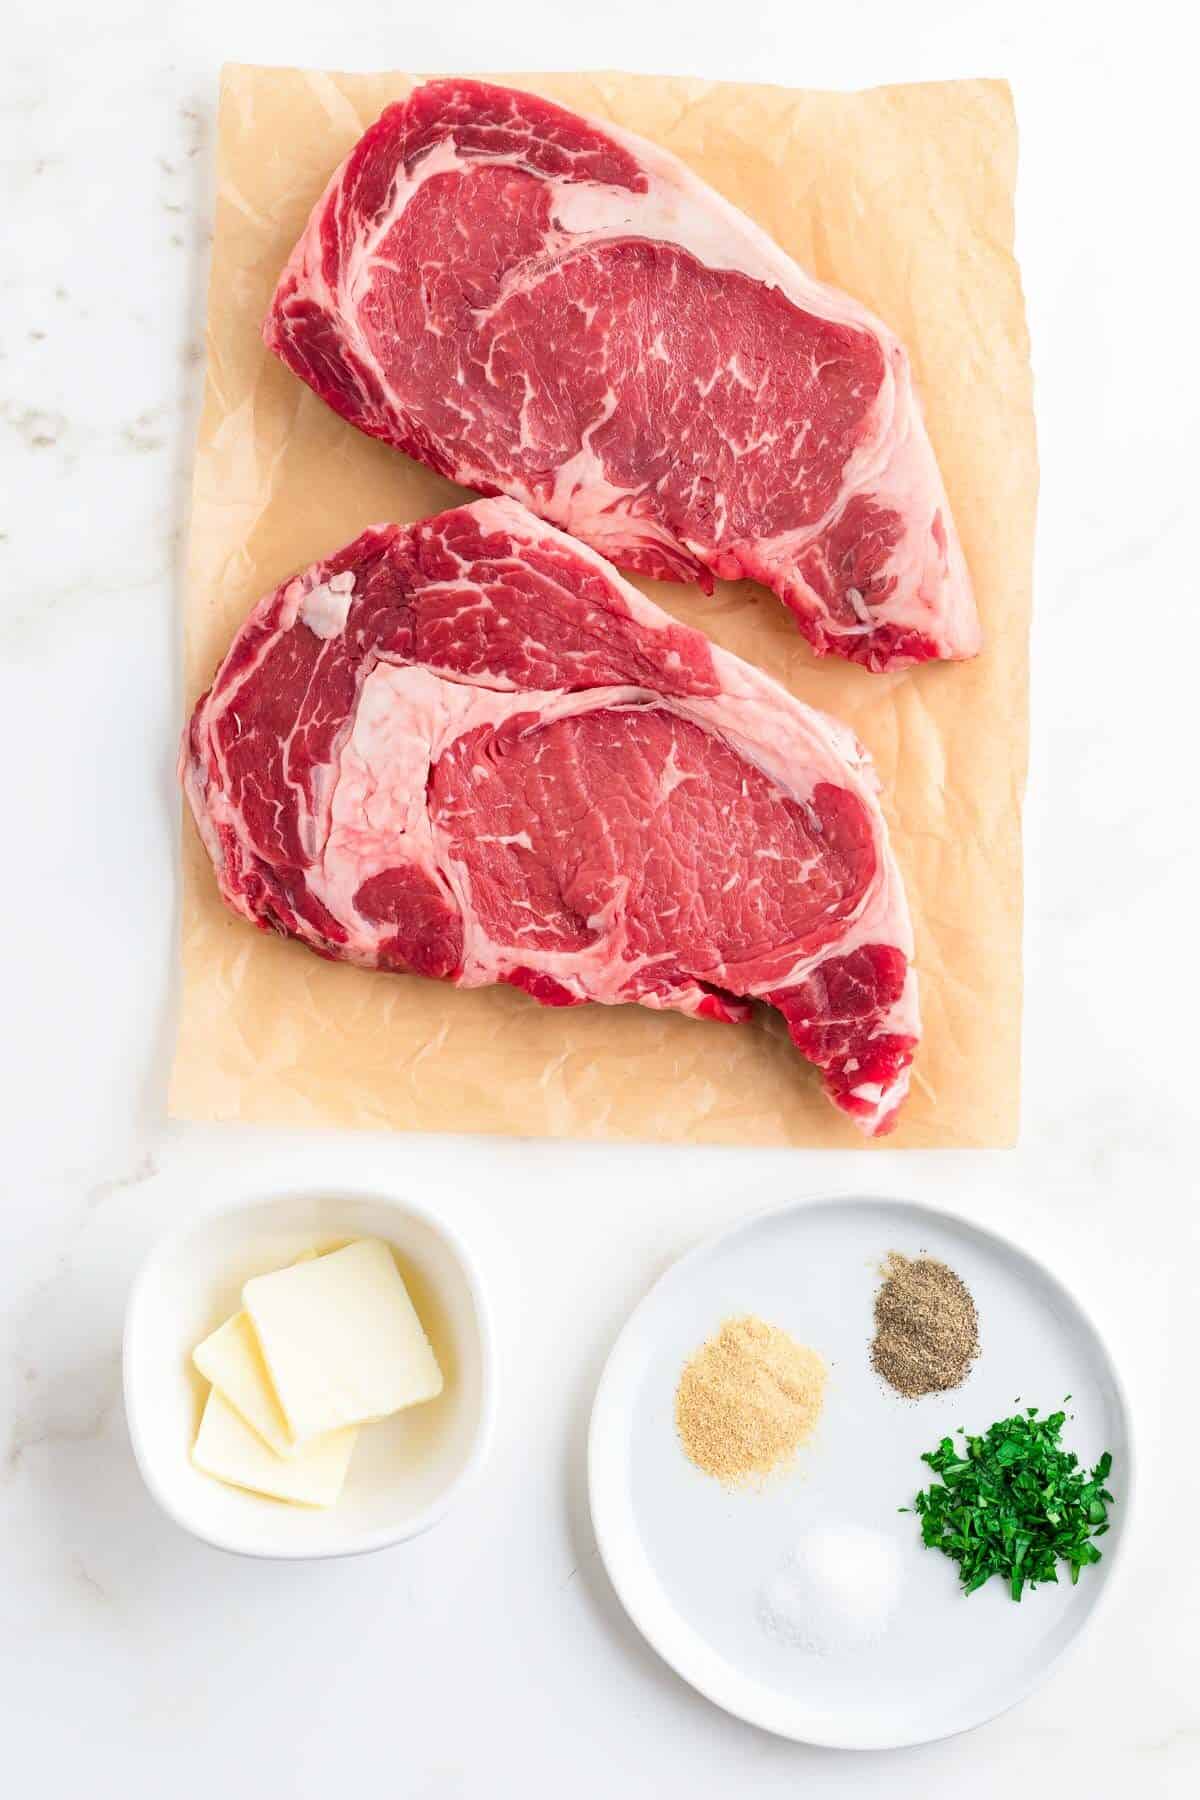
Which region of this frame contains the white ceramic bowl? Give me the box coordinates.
[124,1185,495,1558]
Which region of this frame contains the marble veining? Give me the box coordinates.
[0,4,1196,1797]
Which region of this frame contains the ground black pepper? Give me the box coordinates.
[871,1252,979,1397]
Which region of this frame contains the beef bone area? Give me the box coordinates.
[182,499,919,1132]
[263,79,979,672]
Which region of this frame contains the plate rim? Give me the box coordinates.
[586,1190,1137,1749]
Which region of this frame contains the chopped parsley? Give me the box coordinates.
[905,1406,1114,1601]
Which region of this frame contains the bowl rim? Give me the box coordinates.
[122,1182,497,1561]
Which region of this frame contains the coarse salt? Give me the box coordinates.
[757,1524,903,1655]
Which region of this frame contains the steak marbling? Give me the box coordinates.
[182,497,920,1133]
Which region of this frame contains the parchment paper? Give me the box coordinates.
[171,66,1035,1149]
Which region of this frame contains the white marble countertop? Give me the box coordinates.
[2,2,1197,1793]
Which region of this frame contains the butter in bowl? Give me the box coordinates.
[123,1190,494,1558]
[192,1238,444,1508]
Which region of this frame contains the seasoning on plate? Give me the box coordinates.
[675,1315,826,1488]
[906,1404,1115,1601]
[758,1524,903,1655]
[870,1252,979,1397]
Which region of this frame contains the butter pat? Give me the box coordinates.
[243,1238,443,1441]
[192,1249,318,1454]
[193,1310,295,1456]
[192,1389,357,1507]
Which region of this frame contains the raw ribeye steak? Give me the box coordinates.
[183,498,919,1133]
[264,79,978,673]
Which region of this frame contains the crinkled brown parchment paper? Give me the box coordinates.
[171,66,1035,1149]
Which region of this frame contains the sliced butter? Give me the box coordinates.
[192,1250,319,1455]
[193,1310,295,1456]
[192,1388,357,1507]
[243,1237,443,1442]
